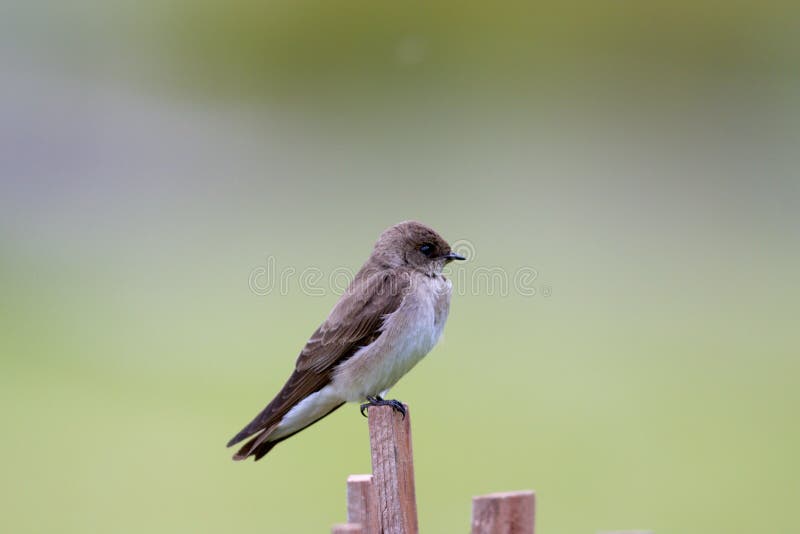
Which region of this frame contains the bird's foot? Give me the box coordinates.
[359,395,406,419]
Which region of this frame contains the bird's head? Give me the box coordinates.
[372,220,465,275]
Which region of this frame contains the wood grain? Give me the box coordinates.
[367,404,418,534]
[347,474,379,534]
[471,490,535,534]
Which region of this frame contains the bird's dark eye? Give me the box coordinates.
[419,243,435,257]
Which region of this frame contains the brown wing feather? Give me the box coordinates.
[296,269,409,373]
[226,268,410,456]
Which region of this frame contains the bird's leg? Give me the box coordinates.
[359,395,407,419]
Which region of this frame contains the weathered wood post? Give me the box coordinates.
[471,490,536,534]
[331,402,649,532]
[335,404,416,534]
[367,404,418,534]
[346,474,379,533]
[331,524,363,534]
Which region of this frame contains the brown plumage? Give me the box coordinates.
[227,221,464,461]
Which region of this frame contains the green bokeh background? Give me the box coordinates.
[1,2,798,533]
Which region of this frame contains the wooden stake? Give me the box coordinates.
[471,490,535,534]
[367,404,418,534]
[347,474,379,534]
[331,524,363,534]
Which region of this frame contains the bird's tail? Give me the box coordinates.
[229,402,346,461]
[233,428,281,461]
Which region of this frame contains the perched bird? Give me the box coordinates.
[227,221,465,461]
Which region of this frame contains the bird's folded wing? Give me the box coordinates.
[295,268,410,373]
[227,268,410,449]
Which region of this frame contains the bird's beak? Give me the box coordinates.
[443,252,467,262]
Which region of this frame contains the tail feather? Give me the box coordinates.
[233,432,287,461]
[227,406,277,448]
[233,429,279,461]
[227,369,330,449]
[231,422,280,460]
[230,402,345,461]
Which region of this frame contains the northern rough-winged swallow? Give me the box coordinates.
[227,221,465,461]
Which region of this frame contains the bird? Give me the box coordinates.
[227,220,465,461]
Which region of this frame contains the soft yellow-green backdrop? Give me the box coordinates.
[1,1,798,533]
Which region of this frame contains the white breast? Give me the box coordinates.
[332,275,452,402]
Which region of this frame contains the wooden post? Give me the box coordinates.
[367,404,418,534]
[347,474,379,534]
[334,404,544,533]
[471,490,535,534]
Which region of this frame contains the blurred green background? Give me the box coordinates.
[1,1,798,533]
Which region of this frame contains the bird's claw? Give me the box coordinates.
[359,396,406,419]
